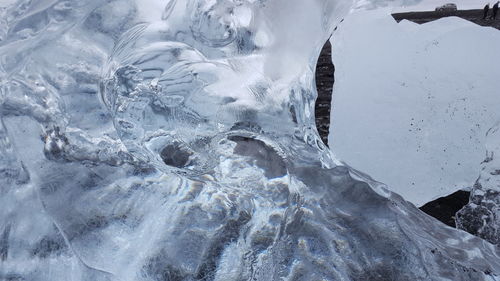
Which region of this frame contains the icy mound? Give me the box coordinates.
[456,124,500,245]
[329,11,500,206]
[0,1,499,281]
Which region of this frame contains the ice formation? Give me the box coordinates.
[329,10,500,206]
[0,0,499,281]
[456,123,500,245]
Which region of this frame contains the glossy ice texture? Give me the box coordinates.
[0,1,499,280]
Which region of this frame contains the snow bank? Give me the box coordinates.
[329,10,500,206]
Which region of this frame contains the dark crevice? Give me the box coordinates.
[0,223,11,261]
[196,211,251,280]
[229,136,286,178]
[31,235,65,258]
[160,142,193,168]
[314,40,335,146]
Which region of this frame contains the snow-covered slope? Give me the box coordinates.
[329,10,500,206]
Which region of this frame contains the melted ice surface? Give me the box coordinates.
[0,0,499,280]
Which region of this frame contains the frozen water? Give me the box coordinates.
[329,10,500,206]
[0,0,500,281]
[456,123,500,245]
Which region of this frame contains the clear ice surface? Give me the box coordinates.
[0,0,499,281]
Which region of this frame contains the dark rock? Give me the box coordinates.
[419,190,470,227]
[392,9,500,30]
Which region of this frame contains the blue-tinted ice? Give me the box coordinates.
[0,0,499,280]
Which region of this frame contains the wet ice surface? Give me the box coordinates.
[0,0,500,281]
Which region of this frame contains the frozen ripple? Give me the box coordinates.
[0,0,499,280]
